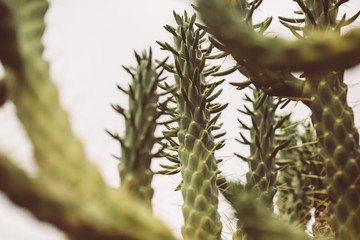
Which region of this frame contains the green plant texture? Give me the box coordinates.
[1,0,360,240]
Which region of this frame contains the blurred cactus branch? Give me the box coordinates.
[0,1,176,239]
[200,5,311,105]
[197,0,360,72]
[217,177,310,240]
[0,154,176,240]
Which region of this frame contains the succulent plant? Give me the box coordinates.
[276,121,322,231]
[107,49,171,207]
[1,0,360,240]
[157,11,227,240]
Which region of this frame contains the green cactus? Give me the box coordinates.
[197,0,360,239]
[157,11,227,240]
[276,121,323,231]
[197,0,360,72]
[220,87,291,239]
[0,1,177,239]
[1,0,360,240]
[107,49,171,207]
[310,71,360,239]
[235,88,290,208]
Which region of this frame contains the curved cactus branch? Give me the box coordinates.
[198,1,311,103]
[0,1,177,239]
[0,154,177,240]
[218,180,310,240]
[197,0,360,72]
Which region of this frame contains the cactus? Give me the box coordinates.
[197,0,360,239]
[1,0,360,240]
[107,49,171,207]
[157,12,226,240]
[234,88,290,208]
[0,1,176,239]
[276,121,323,231]
[197,0,360,72]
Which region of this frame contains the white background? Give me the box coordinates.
[0,0,359,239]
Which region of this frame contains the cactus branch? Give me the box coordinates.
[197,0,360,72]
[0,1,176,239]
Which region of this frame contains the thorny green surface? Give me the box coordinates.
[108,49,169,208]
[158,12,226,240]
[276,121,318,230]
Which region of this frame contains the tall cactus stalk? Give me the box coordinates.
[228,88,291,239]
[310,71,360,239]
[157,12,226,240]
[282,2,360,238]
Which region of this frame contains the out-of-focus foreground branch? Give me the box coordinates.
[0,1,176,239]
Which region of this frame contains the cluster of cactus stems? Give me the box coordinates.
[1,0,360,240]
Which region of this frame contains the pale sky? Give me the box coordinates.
[0,1,359,239]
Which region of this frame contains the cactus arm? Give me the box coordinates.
[276,121,319,229]
[0,0,94,180]
[310,71,360,239]
[199,2,311,103]
[0,154,177,240]
[196,0,360,72]
[108,49,166,207]
[238,90,289,208]
[159,12,224,240]
[0,1,177,239]
[244,66,309,102]
[219,182,310,240]
[235,193,310,240]
[216,177,246,240]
